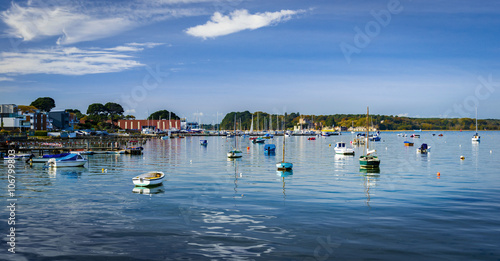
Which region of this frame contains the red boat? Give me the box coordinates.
[438,134,443,137]
[249,137,257,140]
[308,137,316,140]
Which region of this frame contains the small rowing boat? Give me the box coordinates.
[132,171,165,186]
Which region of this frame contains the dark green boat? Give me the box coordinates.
[359,107,381,169]
[359,155,380,168]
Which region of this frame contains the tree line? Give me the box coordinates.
[220,111,500,131]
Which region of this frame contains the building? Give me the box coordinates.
[116,119,181,131]
[48,111,72,130]
[0,104,30,131]
[24,112,49,130]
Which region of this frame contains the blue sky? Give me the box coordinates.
[0,0,499,124]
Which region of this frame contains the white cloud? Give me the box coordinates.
[0,3,134,45]
[0,77,14,81]
[125,109,136,114]
[0,44,162,76]
[185,9,305,39]
[0,1,203,45]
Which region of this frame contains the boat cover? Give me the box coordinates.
[42,153,70,158]
[420,143,428,150]
[58,154,79,161]
[264,144,276,151]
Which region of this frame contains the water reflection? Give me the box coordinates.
[360,168,380,207]
[47,167,84,179]
[132,184,165,195]
[277,170,293,200]
[189,210,278,260]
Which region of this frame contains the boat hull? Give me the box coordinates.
[335,148,355,155]
[227,151,242,158]
[276,162,293,170]
[359,156,380,169]
[132,171,165,186]
[48,160,87,167]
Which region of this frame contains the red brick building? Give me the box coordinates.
[116,119,181,131]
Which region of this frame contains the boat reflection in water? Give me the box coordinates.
[277,170,293,177]
[277,170,293,200]
[47,167,84,179]
[360,168,380,207]
[359,167,380,175]
[132,184,165,195]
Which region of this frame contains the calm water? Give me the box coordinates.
[1,131,500,260]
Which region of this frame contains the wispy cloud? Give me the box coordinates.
[0,77,14,81]
[185,9,305,39]
[0,43,162,76]
[0,1,205,45]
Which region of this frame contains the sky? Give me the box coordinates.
[0,0,499,124]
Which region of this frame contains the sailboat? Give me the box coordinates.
[359,107,380,169]
[277,116,293,170]
[227,114,242,158]
[472,107,480,142]
[249,114,254,134]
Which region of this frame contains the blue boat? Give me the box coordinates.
[264,144,276,155]
[200,140,207,146]
[277,162,293,170]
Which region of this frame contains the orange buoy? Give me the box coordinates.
[460,156,465,160]
[437,172,440,176]
[247,146,250,150]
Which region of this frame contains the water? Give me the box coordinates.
[1,131,500,260]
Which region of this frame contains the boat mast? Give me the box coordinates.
[475,107,478,134]
[282,115,286,163]
[234,114,237,149]
[366,106,369,153]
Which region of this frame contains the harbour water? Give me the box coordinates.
[1,131,500,260]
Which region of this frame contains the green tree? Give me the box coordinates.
[65,109,84,119]
[148,110,180,120]
[30,97,55,112]
[104,102,124,116]
[87,103,106,116]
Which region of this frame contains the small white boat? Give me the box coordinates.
[334,142,355,155]
[472,107,480,142]
[227,150,243,158]
[47,154,87,168]
[132,171,165,186]
[110,150,126,154]
[3,153,31,160]
[70,150,94,155]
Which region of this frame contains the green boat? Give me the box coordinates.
[359,107,380,169]
[359,155,380,168]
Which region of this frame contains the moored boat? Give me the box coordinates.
[334,142,355,155]
[3,153,31,160]
[200,140,208,146]
[264,144,276,155]
[404,141,414,147]
[252,137,265,144]
[417,143,431,153]
[472,107,480,142]
[227,150,243,158]
[30,153,71,163]
[360,107,380,169]
[132,171,165,186]
[47,153,87,168]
